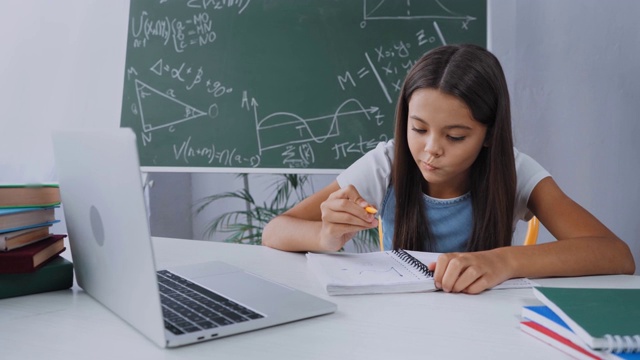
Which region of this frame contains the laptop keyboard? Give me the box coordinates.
[157,270,264,335]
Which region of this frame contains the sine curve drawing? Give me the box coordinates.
[255,98,378,155]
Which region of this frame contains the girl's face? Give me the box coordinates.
[407,88,488,199]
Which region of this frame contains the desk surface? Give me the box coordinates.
[1,237,639,360]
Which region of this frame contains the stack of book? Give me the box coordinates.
[520,287,640,360]
[0,184,73,299]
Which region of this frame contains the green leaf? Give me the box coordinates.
[195,174,377,252]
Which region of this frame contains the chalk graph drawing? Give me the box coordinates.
[361,0,477,29]
[134,79,208,133]
[255,98,378,155]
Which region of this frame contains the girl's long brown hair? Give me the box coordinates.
[392,44,516,252]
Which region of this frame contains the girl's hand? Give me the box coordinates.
[318,185,377,251]
[428,250,514,294]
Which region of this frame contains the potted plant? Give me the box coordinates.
[194,173,378,252]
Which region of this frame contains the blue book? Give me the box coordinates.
[522,305,640,360]
[0,207,60,233]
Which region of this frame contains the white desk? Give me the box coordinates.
[1,237,639,360]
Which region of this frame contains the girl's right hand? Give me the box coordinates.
[318,185,378,251]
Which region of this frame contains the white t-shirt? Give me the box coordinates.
[337,140,550,231]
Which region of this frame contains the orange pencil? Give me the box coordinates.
[365,206,383,252]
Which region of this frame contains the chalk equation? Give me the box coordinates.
[120,0,486,170]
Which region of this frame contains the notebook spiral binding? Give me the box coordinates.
[603,334,640,353]
[392,249,434,278]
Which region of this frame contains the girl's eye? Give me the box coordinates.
[448,135,466,142]
[411,127,426,134]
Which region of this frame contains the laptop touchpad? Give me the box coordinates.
[168,261,297,310]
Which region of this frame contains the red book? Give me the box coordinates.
[520,321,602,360]
[0,234,66,273]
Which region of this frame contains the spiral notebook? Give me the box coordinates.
[533,287,640,353]
[306,249,536,295]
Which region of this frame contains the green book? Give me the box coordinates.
[533,287,640,353]
[0,255,73,299]
[0,184,61,208]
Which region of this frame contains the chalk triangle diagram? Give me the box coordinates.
[134,79,207,132]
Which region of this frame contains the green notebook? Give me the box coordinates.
[533,287,640,353]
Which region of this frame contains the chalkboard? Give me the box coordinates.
[120,0,486,172]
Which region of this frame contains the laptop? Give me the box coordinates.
[51,128,336,348]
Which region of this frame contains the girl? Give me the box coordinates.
[262,44,635,294]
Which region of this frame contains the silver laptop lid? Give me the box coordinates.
[52,128,166,347]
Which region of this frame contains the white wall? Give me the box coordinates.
[0,0,129,174]
[490,0,640,267]
[1,1,637,269]
[0,0,129,234]
[148,172,193,239]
